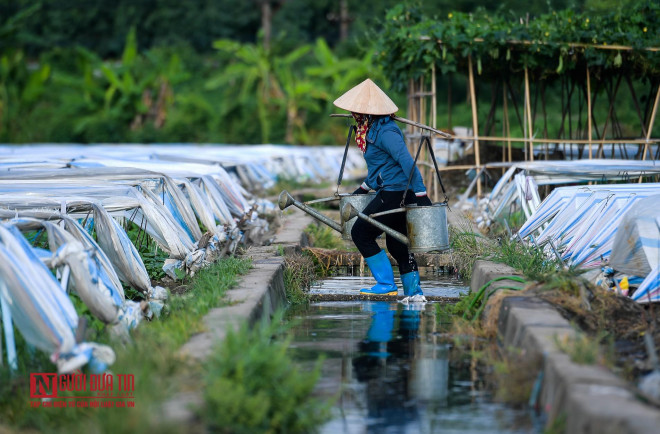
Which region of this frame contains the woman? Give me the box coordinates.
[333,78,431,302]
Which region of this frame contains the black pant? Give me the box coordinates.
[351,190,418,275]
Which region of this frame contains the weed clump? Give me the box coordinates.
[448,220,492,280]
[202,313,330,433]
[283,252,317,304]
[304,222,343,250]
[554,332,611,366]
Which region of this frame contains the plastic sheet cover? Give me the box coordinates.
[43,220,123,324]
[92,203,153,295]
[610,194,660,277]
[0,224,114,372]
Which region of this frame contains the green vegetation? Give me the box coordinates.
[377,1,660,141]
[201,312,330,433]
[4,1,656,145]
[491,347,541,406]
[554,331,612,366]
[283,252,318,304]
[125,220,170,281]
[544,414,567,434]
[378,2,660,90]
[491,237,557,281]
[0,256,251,432]
[448,221,490,280]
[449,216,558,281]
[304,222,343,250]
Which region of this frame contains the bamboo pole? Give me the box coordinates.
[330,114,452,138]
[468,55,481,198]
[431,63,437,130]
[504,85,512,162]
[524,67,534,161]
[419,76,431,193]
[329,115,659,146]
[447,73,452,130]
[642,83,660,161]
[431,64,439,202]
[407,78,414,136]
[587,66,593,159]
[502,87,506,174]
[445,135,659,145]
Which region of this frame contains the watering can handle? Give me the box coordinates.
[401,135,450,207]
[425,136,450,203]
[336,124,356,194]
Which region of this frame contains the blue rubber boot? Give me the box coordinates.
[401,271,423,297]
[360,250,398,296]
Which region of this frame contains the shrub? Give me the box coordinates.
[202,313,329,433]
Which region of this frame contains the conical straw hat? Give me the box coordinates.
[333,78,398,115]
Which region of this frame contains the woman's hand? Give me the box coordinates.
[353,186,369,194]
[415,193,432,206]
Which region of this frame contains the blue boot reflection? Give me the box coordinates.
[353,302,423,433]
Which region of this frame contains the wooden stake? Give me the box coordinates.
[431,63,437,130]
[503,84,512,163]
[419,76,430,192]
[643,83,660,161]
[524,66,534,161]
[431,64,438,202]
[587,66,593,159]
[502,86,506,174]
[407,78,413,135]
[468,55,481,198]
[447,73,453,130]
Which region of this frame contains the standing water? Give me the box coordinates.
[286,274,542,433]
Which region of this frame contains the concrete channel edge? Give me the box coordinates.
[162,209,313,423]
[472,259,660,433]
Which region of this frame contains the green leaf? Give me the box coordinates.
[556,55,564,74]
[122,27,138,67]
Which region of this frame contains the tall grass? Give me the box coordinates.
[490,237,558,281]
[448,219,493,280]
[304,222,343,250]
[283,253,318,304]
[449,215,559,281]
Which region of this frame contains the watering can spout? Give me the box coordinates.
[278,190,343,233]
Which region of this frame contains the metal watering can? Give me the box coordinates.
[278,190,375,240]
[340,202,449,253]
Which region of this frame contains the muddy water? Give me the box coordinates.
[286,275,542,433]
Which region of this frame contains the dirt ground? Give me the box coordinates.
[529,281,660,381]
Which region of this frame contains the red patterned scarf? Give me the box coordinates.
[352,113,370,153]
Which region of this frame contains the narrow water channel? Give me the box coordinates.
[286,275,542,433]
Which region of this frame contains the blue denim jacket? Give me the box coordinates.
[361,116,425,193]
